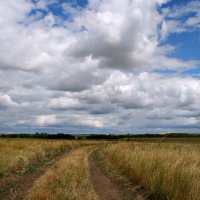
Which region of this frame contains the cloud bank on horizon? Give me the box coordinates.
[0,0,200,134]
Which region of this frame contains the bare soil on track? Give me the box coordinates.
[0,151,71,200]
[89,150,146,200]
[89,152,122,200]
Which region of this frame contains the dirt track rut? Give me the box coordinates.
[0,151,71,200]
[89,152,122,200]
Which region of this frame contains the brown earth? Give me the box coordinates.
[89,150,146,200]
[0,150,72,200]
[89,152,122,200]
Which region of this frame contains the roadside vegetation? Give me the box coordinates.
[103,142,200,200]
[0,139,93,177]
[26,147,98,200]
[0,138,199,200]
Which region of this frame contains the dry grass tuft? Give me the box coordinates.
[103,142,200,200]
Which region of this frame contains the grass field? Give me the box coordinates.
[0,138,199,200]
[0,139,94,177]
[103,142,200,200]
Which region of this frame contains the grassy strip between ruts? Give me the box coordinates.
[102,142,200,200]
[26,146,98,200]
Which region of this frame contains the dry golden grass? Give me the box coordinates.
[26,147,98,200]
[103,142,200,200]
[1,138,199,200]
[0,139,93,176]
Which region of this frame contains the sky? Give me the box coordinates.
[0,0,200,134]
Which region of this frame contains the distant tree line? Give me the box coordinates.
[0,132,199,140]
[0,133,75,140]
[77,133,200,140]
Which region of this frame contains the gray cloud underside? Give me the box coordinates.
[0,0,200,133]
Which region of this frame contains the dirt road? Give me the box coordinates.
[89,150,146,200]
